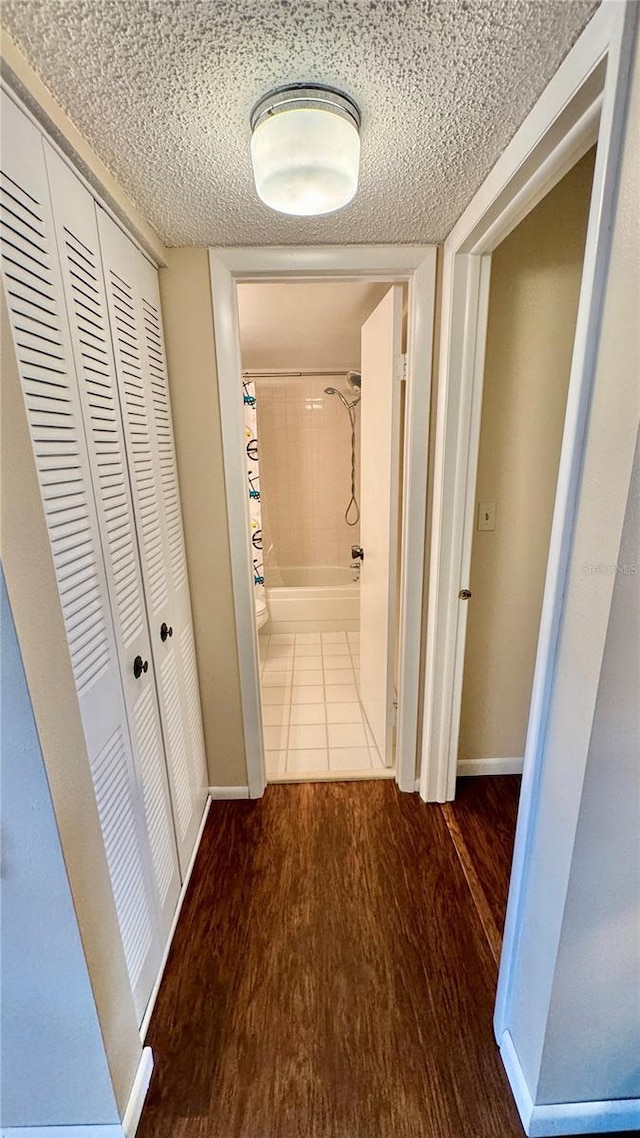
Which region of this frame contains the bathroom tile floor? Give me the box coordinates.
[258,630,394,782]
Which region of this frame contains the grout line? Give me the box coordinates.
[346,631,373,769]
[320,637,332,771]
[283,635,294,773]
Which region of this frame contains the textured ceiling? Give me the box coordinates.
[1,0,598,247]
[238,281,391,370]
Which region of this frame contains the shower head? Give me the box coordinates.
[324,385,351,411]
[325,385,360,411]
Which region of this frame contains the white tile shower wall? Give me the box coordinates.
[255,375,360,574]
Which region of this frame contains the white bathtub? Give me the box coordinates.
[265,565,359,630]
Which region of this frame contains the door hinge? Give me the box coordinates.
[392,698,398,727]
[395,354,407,383]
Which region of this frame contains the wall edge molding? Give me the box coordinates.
[122,1046,153,1138]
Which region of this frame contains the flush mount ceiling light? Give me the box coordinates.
[250,83,361,217]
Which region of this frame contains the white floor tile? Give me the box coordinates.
[327,722,368,748]
[370,746,385,769]
[322,631,347,643]
[261,686,291,706]
[291,684,325,704]
[323,667,354,685]
[325,684,359,703]
[292,669,323,686]
[265,750,287,774]
[294,655,324,671]
[295,632,321,643]
[323,656,352,672]
[289,703,326,725]
[270,633,295,644]
[322,644,350,659]
[263,656,293,671]
[288,723,327,749]
[326,702,363,724]
[295,643,322,658]
[262,671,292,687]
[328,748,372,771]
[266,643,295,657]
[263,723,289,750]
[286,749,328,773]
[262,703,289,726]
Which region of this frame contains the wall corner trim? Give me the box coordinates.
[122,1047,154,1138]
[457,757,524,777]
[209,785,250,800]
[500,1029,640,1137]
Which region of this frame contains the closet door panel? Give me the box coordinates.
[137,260,208,813]
[97,211,206,874]
[44,145,181,935]
[0,92,159,1021]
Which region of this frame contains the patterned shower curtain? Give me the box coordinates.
[243,379,265,609]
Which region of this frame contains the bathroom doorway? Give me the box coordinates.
[236,279,404,782]
[210,246,436,799]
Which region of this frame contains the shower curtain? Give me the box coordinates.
[243,379,265,611]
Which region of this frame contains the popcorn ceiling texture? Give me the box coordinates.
[1,0,599,247]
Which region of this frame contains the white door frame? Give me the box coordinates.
[209,247,436,798]
[420,0,637,804]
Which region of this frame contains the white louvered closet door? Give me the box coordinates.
[44,145,181,940]
[97,211,207,875]
[0,91,161,1022]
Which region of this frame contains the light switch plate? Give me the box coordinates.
[477,501,496,531]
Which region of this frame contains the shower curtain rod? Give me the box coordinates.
[242,369,353,378]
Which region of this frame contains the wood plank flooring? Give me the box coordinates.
[139,781,523,1138]
[441,775,521,967]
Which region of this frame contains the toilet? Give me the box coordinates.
[255,592,269,631]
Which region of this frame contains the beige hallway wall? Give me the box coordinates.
[459,148,596,762]
[159,249,247,788]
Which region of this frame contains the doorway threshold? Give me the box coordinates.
[268,767,396,786]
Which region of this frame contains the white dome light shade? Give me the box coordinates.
[250,85,361,217]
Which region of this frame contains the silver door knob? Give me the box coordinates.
[458,589,472,600]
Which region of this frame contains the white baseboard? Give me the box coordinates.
[122,1046,154,1137]
[209,785,250,799]
[1,1053,154,1138]
[457,756,524,777]
[500,1029,640,1136]
[140,795,212,1040]
[1,1128,123,1137]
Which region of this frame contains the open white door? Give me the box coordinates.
[359,285,403,766]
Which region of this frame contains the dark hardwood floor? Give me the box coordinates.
[441,775,521,967]
[139,781,523,1138]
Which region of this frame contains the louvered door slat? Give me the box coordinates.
[1,91,159,1023]
[98,211,207,875]
[45,144,180,947]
